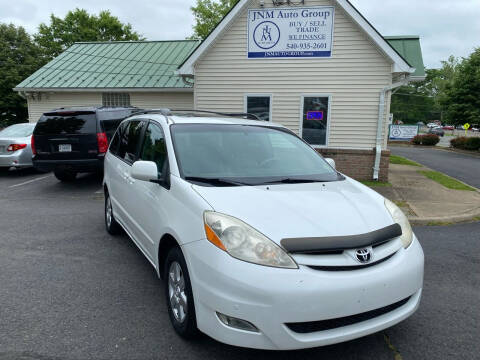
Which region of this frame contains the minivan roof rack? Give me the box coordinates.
[131,108,172,116]
[173,110,261,121]
[132,109,261,121]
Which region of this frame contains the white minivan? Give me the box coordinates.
[103,110,424,350]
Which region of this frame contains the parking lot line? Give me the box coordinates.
[8,175,51,188]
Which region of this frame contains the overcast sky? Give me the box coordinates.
[0,0,478,68]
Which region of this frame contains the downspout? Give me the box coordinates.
[373,76,409,180]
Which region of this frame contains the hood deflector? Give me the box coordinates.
[281,223,402,254]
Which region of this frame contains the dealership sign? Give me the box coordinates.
[389,125,419,140]
[247,6,334,58]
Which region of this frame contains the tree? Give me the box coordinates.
[35,9,143,60]
[390,57,461,124]
[442,48,480,125]
[0,23,44,127]
[190,0,239,40]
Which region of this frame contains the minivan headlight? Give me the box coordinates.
[384,198,413,248]
[203,211,298,269]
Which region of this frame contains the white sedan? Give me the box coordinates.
[103,111,424,350]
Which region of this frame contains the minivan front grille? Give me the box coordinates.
[307,252,396,271]
[285,296,411,333]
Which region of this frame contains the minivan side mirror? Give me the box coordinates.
[325,158,336,169]
[131,161,158,182]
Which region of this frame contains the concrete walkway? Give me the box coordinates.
[371,164,480,225]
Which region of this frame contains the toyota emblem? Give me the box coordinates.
[355,248,372,263]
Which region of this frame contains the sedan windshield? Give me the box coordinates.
[0,123,35,138]
[171,124,341,185]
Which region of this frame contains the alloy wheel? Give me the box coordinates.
[168,261,187,323]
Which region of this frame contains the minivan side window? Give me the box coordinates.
[117,120,144,164]
[140,123,168,175]
[109,125,122,156]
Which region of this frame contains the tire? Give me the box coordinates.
[0,167,9,172]
[105,192,121,235]
[54,169,77,182]
[164,247,198,339]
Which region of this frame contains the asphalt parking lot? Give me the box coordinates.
[1,169,479,360]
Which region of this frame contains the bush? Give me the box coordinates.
[450,136,468,149]
[450,136,480,150]
[411,135,422,145]
[411,134,439,146]
[421,134,440,146]
[464,137,480,150]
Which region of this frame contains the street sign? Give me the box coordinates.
[463,123,470,135]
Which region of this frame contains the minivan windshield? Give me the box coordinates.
[0,123,35,138]
[171,124,341,186]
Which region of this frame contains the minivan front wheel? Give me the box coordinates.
[54,169,77,182]
[165,247,197,338]
[105,193,121,235]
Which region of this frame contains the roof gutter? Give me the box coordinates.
[373,75,409,180]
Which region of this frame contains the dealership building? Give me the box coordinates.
[15,0,425,181]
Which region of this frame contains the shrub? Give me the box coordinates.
[464,137,480,150]
[450,136,468,149]
[411,134,439,146]
[421,134,440,146]
[411,135,422,145]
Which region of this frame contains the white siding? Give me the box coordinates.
[27,92,102,122]
[194,0,393,149]
[27,91,194,122]
[130,92,193,109]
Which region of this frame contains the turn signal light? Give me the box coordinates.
[97,132,108,154]
[7,144,27,152]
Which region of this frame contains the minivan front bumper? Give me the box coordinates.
[182,236,424,350]
[33,155,105,173]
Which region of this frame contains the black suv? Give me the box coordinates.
[32,106,140,181]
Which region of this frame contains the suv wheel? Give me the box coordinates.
[105,193,121,235]
[54,169,77,182]
[165,247,198,339]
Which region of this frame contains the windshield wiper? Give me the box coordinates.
[185,176,250,186]
[258,178,327,185]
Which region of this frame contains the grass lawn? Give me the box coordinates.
[360,180,392,187]
[417,170,477,191]
[389,155,422,167]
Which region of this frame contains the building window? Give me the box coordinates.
[301,96,330,146]
[102,93,130,107]
[245,94,272,121]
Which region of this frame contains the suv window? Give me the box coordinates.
[117,120,144,164]
[140,123,168,175]
[35,113,97,135]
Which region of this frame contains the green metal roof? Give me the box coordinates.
[15,40,200,90]
[385,36,426,78]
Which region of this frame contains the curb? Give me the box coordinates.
[434,146,480,158]
[409,210,480,226]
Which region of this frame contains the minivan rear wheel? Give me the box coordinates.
[164,247,198,339]
[54,169,77,182]
[105,193,121,235]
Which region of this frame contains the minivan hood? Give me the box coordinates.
[193,178,394,244]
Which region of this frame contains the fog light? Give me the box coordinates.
[216,312,259,333]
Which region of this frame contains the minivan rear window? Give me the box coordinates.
[35,114,97,135]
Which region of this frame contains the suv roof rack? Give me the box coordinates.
[131,108,261,121]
